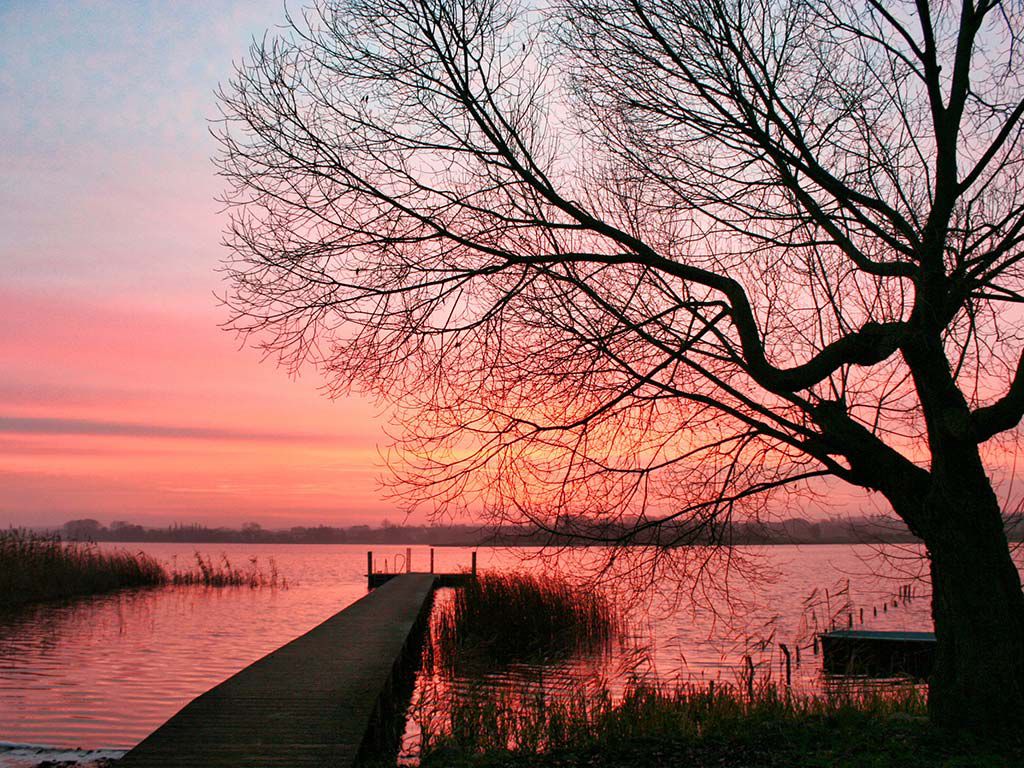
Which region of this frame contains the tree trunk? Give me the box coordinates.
[923,475,1024,731]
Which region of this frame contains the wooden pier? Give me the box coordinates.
[366,548,476,590]
[119,573,437,768]
[820,629,936,678]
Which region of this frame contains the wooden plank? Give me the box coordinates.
[120,573,436,768]
[823,630,935,642]
[368,571,474,589]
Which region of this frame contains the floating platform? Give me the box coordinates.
[119,573,437,768]
[820,629,936,679]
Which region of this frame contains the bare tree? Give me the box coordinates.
[215,0,1024,729]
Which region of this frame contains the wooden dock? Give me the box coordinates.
[366,548,476,590]
[368,571,474,589]
[119,573,436,768]
[820,629,936,678]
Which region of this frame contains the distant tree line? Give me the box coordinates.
[56,519,483,545]
[54,515,1024,547]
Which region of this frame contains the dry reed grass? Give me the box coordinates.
[0,529,165,607]
[418,676,927,758]
[1,529,286,608]
[427,571,621,670]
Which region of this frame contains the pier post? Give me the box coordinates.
[367,551,373,576]
[471,550,477,577]
[743,655,754,700]
[406,547,412,573]
[860,607,864,624]
[430,548,435,574]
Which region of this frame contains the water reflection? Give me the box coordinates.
[0,543,373,750]
[0,542,1009,755]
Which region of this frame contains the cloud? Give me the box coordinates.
[0,416,332,443]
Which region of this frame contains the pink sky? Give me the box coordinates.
[0,2,391,528]
[4,4,1014,532]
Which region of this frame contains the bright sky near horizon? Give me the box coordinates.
[0,1,394,528]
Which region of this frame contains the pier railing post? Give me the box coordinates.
[780,644,792,686]
[471,550,477,577]
[743,655,754,700]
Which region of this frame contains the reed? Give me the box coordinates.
[417,677,935,763]
[0,529,286,608]
[0,528,165,608]
[429,571,621,669]
[168,552,285,588]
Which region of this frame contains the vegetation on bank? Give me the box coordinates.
[1,529,165,607]
[418,679,1021,767]
[0,529,285,608]
[410,571,1017,767]
[427,571,621,669]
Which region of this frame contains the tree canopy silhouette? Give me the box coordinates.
[216,0,1024,729]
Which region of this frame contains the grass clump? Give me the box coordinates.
[168,552,285,588]
[419,679,1021,767]
[0,528,165,608]
[0,529,286,609]
[431,571,620,667]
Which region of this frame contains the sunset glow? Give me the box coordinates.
[0,2,388,528]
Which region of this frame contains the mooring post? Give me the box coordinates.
[367,551,373,576]
[406,547,412,573]
[859,607,864,624]
[780,644,792,686]
[471,550,477,577]
[430,547,435,574]
[744,655,755,700]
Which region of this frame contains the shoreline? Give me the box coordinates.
[0,743,124,768]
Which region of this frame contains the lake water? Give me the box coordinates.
[0,542,953,758]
